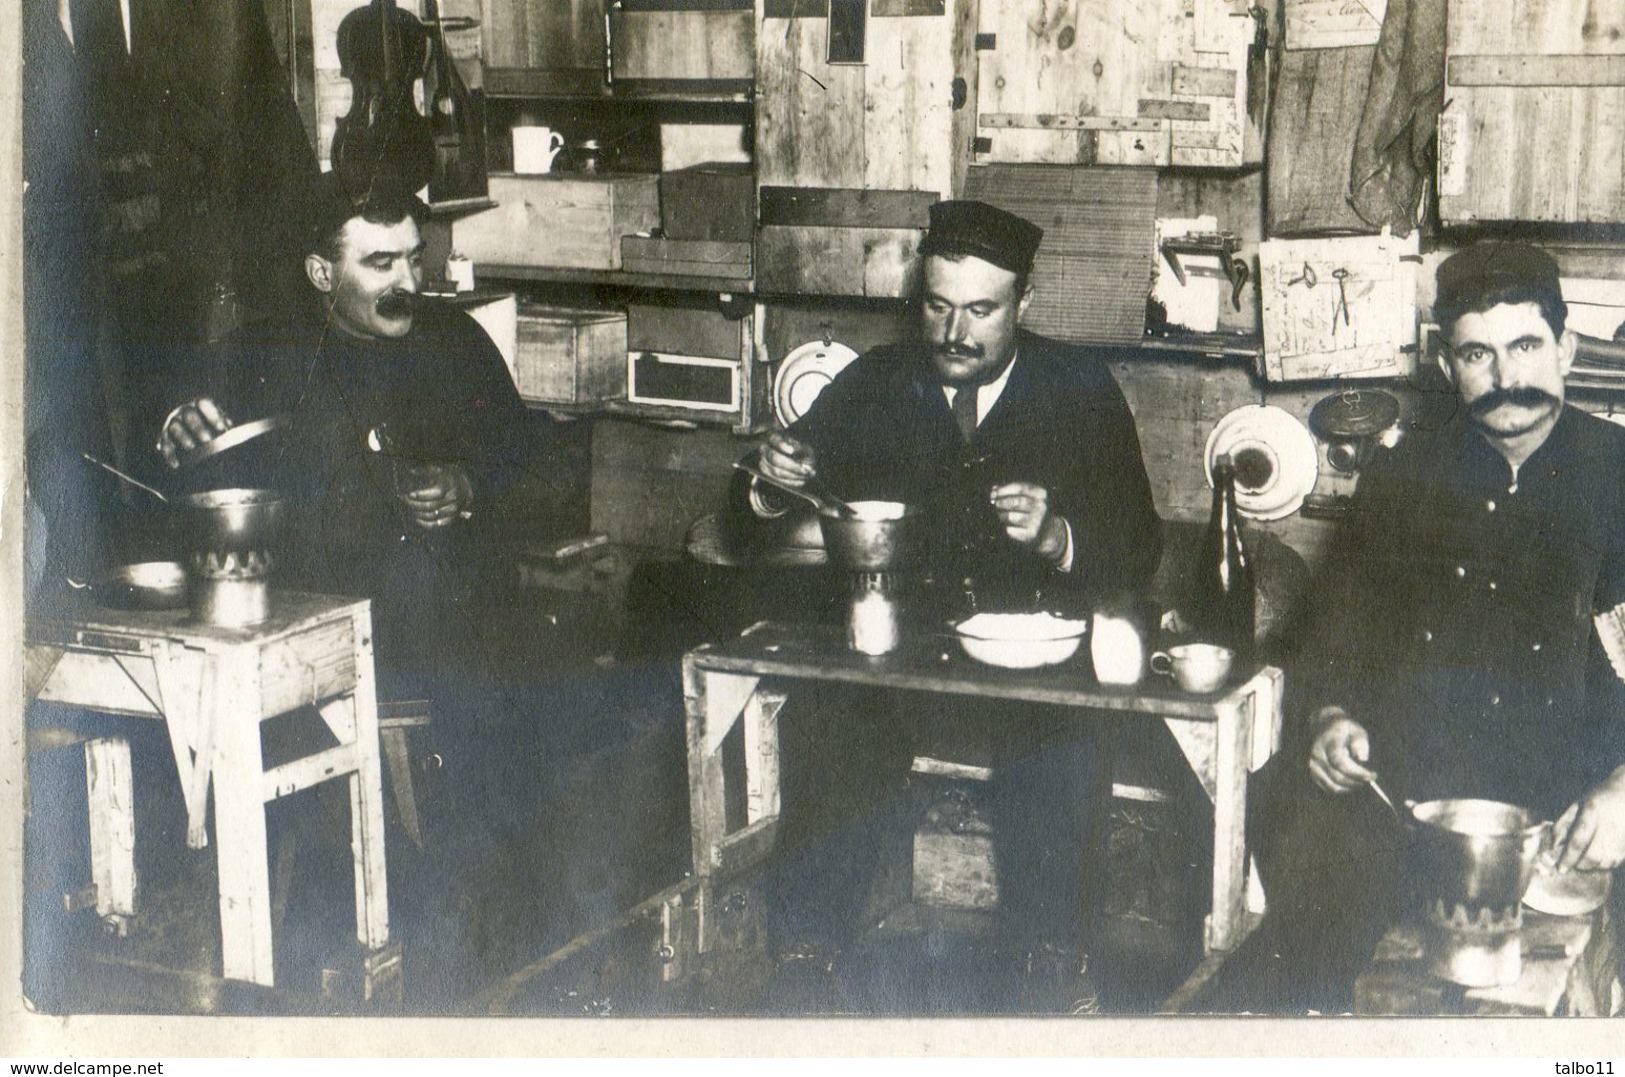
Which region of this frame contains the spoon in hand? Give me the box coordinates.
[733,462,858,517]
[82,453,169,503]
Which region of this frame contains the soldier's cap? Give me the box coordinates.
[1435,240,1562,313]
[918,200,1044,277]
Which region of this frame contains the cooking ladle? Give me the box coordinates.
[732,462,858,518]
[82,452,169,503]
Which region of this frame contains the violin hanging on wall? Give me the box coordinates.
[330,0,435,196]
[423,0,487,202]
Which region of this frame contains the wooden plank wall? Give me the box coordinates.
[755,0,972,196]
[1266,45,1373,235]
[481,0,606,73]
[1443,0,1625,223]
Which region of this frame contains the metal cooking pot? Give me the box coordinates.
[818,502,924,572]
[1410,798,1548,915]
[1410,797,1548,986]
[183,488,284,627]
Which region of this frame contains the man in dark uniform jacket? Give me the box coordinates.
[1231,241,1625,1012]
[738,201,1163,1012]
[157,174,533,698]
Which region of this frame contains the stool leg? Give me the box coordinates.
[379,724,422,849]
[83,736,136,925]
[212,651,276,986]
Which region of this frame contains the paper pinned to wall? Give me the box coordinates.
[1286,0,1389,49]
[1153,217,1222,334]
[1258,230,1420,381]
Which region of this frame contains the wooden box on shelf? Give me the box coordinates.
[610,0,754,83]
[513,304,628,405]
[659,162,756,242]
[453,173,661,271]
[621,300,768,429]
[620,236,752,279]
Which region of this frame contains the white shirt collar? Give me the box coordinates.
[941,351,1018,428]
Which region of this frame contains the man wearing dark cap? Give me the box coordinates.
[156,174,532,680]
[737,200,1162,1012]
[1221,240,1625,1012]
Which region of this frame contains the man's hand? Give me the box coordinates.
[991,482,1067,563]
[1550,764,1625,871]
[159,397,234,468]
[758,431,818,488]
[396,463,474,530]
[1307,707,1379,794]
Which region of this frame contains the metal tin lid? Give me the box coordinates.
[174,415,289,468]
[1308,389,1401,440]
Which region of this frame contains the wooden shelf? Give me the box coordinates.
[1137,332,1263,361]
[484,68,752,105]
[479,263,753,295]
[521,397,766,435]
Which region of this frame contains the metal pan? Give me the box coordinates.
[83,561,190,611]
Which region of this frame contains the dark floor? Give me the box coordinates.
[21,556,1215,1017]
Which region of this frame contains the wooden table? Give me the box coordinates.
[1355,907,1620,1016]
[682,622,1283,958]
[25,593,395,996]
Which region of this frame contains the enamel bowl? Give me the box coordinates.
[954,611,1089,669]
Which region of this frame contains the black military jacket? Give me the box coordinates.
[769,329,1163,614]
[1291,405,1625,815]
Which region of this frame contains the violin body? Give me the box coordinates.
[331,0,435,196]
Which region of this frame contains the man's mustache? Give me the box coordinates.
[376,290,417,319]
[1469,386,1560,417]
[935,343,984,360]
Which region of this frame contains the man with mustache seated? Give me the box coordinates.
[731,200,1163,1012]
[155,170,532,757]
[1224,241,1625,1012]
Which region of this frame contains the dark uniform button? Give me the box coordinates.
[1486,500,1497,513]
[1488,580,1498,591]
[1531,641,1541,652]
[1490,695,1501,706]
[1421,629,1434,642]
[1454,565,1467,578]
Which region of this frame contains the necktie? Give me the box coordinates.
[951,385,979,442]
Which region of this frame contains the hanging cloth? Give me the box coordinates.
[1347,0,1447,232]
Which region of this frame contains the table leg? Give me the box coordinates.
[345,609,390,954]
[83,735,136,928]
[211,648,276,986]
[1205,688,1255,953]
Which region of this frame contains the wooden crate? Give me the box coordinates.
[660,163,756,242]
[453,173,661,270]
[975,0,1268,169]
[589,419,744,550]
[1441,0,1625,223]
[622,300,770,430]
[513,305,627,405]
[611,4,754,82]
[620,237,752,279]
[481,0,605,74]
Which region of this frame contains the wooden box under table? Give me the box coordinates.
[453,173,661,270]
[514,304,628,405]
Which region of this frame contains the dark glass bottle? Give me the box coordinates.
[1190,455,1255,659]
